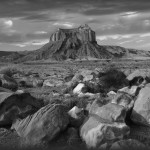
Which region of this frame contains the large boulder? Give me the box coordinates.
[127,69,150,81]
[131,86,150,126]
[0,74,18,91]
[110,139,147,150]
[80,116,130,148]
[127,69,150,87]
[91,103,127,122]
[11,104,69,145]
[0,91,43,126]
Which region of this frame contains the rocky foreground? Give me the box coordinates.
[0,66,150,149]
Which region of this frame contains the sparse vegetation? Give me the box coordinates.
[0,65,23,77]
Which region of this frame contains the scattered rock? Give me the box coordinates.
[68,106,83,119]
[131,86,150,126]
[43,79,63,87]
[73,83,85,95]
[12,104,69,145]
[0,92,43,126]
[111,92,134,110]
[80,116,130,148]
[91,103,127,122]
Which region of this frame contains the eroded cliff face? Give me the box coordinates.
[49,24,96,43]
[8,24,149,62]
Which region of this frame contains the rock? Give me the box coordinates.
[127,69,150,81]
[118,86,140,96]
[43,79,63,87]
[111,92,134,110]
[131,86,150,126]
[73,83,85,95]
[68,106,83,119]
[0,92,43,126]
[110,139,147,150]
[18,77,33,88]
[33,78,44,87]
[0,74,18,91]
[68,106,87,128]
[91,103,127,122]
[80,116,130,148]
[88,99,107,114]
[107,91,116,100]
[11,104,69,145]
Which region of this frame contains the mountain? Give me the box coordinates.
[1,24,150,62]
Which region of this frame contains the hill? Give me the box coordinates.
[1,24,150,62]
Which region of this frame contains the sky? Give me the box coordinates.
[0,0,150,51]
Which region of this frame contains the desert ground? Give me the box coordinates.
[0,59,150,150]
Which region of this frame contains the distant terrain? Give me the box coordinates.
[1,24,150,63]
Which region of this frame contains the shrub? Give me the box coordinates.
[99,67,129,93]
[0,65,23,77]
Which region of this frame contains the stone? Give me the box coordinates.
[80,116,130,148]
[111,92,134,110]
[73,83,85,95]
[91,103,127,123]
[33,78,44,87]
[131,86,150,126]
[127,69,150,81]
[107,91,116,100]
[0,92,43,126]
[43,79,63,87]
[110,139,147,150]
[118,86,140,96]
[68,106,83,119]
[11,104,69,145]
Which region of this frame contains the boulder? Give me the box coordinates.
[73,83,85,95]
[110,139,147,150]
[33,78,44,87]
[43,79,63,87]
[107,91,116,100]
[0,92,43,126]
[127,69,150,81]
[68,106,83,119]
[11,104,69,145]
[80,116,130,148]
[131,86,150,126]
[111,92,134,110]
[118,86,140,96]
[88,99,108,114]
[0,74,18,91]
[91,103,127,122]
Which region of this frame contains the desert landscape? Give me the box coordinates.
[1,0,150,150]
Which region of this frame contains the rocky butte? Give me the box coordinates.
[1,24,150,62]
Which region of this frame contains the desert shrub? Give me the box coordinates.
[0,65,23,77]
[99,67,129,93]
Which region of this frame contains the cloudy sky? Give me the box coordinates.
[1,0,150,51]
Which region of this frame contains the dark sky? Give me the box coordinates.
[0,0,150,51]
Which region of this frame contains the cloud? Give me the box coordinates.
[0,19,13,30]
[53,22,75,28]
[13,39,49,47]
